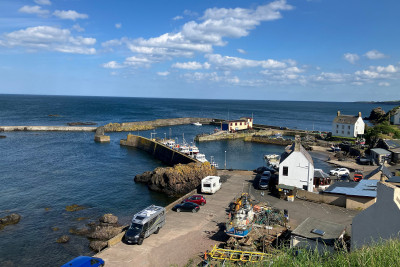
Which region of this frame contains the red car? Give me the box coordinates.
[183,195,206,206]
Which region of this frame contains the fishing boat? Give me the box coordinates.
[210,156,219,168]
[160,139,176,149]
[225,193,254,238]
[264,154,280,169]
[192,122,202,126]
[189,143,199,154]
[194,153,208,163]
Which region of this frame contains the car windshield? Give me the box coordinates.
[129,223,143,231]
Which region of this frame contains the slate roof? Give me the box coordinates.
[387,176,400,183]
[383,139,400,150]
[314,169,330,179]
[324,179,378,197]
[333,115,359,124]
[291,217,345,246]
[371,148,392,155]
[280,143,314,165]
[364,165,393,180]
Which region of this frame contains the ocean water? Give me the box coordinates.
[0,95,395,266]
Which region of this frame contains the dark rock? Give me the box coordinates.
[89,240,108,252]
[0,135,6,138]
[367,107,386,122]
[0,213,21,228]
[87,225,124,240]
[48,114,61,117]
[99,214,118,225]
[134,162,218,197]
[69,227,91,236]
[51,227,59,231]
[56,235,70,243]
[65,204,86,212]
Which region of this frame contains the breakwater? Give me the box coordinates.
[195,129,275,142]
[120,134,197,166]
[0,126,97,132]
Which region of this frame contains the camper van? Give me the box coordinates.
[201,176,222,194]
[124,205,166,245]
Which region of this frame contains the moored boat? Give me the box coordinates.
[192,122,202,126]
[225,193,254,238]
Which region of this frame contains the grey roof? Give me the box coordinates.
[387,176,400,183]
[280,143,314,165]
[324,179,378,197]
[383,139,400,149]
[371,148,392,155]
[291,217,345,245]
[364,165,393,180]
[333,115,359,124]
[314,169,330,179]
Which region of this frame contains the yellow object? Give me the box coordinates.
[207,245,271,263]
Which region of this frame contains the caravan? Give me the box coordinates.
[201,176,221,194]
[124,205,166,245]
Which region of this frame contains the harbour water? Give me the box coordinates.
[0,94,396,266]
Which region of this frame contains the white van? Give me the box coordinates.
[201,176,221,194]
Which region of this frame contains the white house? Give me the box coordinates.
[351,182,400,250]
[278,136,314,192]
[390,108,400,125]
[332,111,365,138]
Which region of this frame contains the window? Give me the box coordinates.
[348,125,350,129]
[342,131,344,134]
[283,166,288,176]
[336,130,338,134]
[235,123,237,126]
[336,125,338,128]
[342,125,344,129]
[347,131,350,135]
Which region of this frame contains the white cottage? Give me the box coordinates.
[351,182,400,250]
[278,136,314,192]
[390,108,400,125]
[332,111,365,138]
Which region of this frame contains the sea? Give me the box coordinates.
[0,94,396,266]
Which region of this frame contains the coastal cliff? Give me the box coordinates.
[134,162,217,196]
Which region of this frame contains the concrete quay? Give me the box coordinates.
[0,126,97,132]
[95,170,357,267]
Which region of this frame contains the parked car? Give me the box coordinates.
[124,205,166,245]
[340,173,350,181]
[183,195,206,206]
[61,256,104,267]
[357,156,373,165]
[173,202,200,213]
[258,177,270,190]
[353,170,364,182]
[329,168,350,176]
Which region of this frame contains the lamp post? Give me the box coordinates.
[224,150,227,170]
[164,133,166,140]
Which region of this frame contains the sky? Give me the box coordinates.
[0,0,399,101]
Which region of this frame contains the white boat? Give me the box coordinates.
[189,143,199,154]
[210,156,219,168]
[160,139,175,148]
[194,153,208,163]
[192,122,202,126]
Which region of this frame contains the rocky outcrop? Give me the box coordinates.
[56,235,70,243]
[134,162,218,196]
[69,214,126,252]
[0,213,21,230]
[366,107,386,122]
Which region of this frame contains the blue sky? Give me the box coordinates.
[0,0,399,101]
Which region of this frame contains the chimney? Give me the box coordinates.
[294,135,301,151]
[358,112,362,117]
[337,110,341,116]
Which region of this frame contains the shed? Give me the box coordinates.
[291,217,346,253]
[379,139,400,163]
[370,148,392,165]
[323,180,377,209]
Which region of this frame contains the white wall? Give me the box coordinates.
[391,112,400,125]
[279,152,314,192]
[351,182,400,250]
[332,117,365,137]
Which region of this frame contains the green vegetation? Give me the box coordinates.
[365,121,400,144]
[207,239,400,267]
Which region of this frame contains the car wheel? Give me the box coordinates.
[200,202,205,206]
[154,227,160,234]
[176,208,181,212]
[137,238,144,245]
[192,209,197,213]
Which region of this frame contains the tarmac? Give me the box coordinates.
[95,170,359,267]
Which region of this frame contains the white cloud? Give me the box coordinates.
[157,71,170,76]
[206,54,287,70]
[102,61,123,69]
[173,16,183,21]
[34,0,51,5]
[379,82,390,87]
[115,23,122,29]
[101,0,293,68]
[364,50,386,60]
[72,24,84,32]
[0,26,96,54]
[53,10,88,21]
[172,61,210,70]
[18,5,49,16]
[343,53,359,64]
[237,48,246,54]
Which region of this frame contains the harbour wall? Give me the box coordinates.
[244,136,293,146]
[120,134,197,166]
[0,126,97,132]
